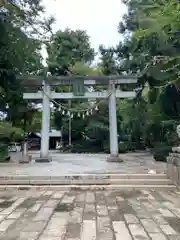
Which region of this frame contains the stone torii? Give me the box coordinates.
[21,75,138,162]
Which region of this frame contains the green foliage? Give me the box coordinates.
[99,45,117,75]
[0,0,48,136]
[67,141,104,153]
[51,34,108,151]
[118,142,128,153]
[96,0,180,152]
[53,111,63,131]
[70,62,101,76]
[0,121,23,141]
[0,143,9,162]
[2,0,180,154]
[114,0,180,89]
[25,109,42,132]
[152,144,172,162]
[0,0,54,41]
[47,29,95,75]
[160,85,180,119]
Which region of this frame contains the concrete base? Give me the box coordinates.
[19,155,32,164]
[35,157,52,163]
[167,152,180,186]
[107,155,123,163]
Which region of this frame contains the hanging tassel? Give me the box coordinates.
[82,113,85,119]
[58,105,61,111]
[71,113,74,119]
[62,110,65,115]
[86,111,89,116]
[78,112,80,117]
[90,109,93,114]
[67,111,70,116]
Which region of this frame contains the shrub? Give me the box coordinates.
[126,141,136,151]
[152,144,172,162]
[119,141,139,153]
[0,122,23,142]
[119,142,128,153]
[63,142,103,153]
[103,143,110,153]
[0,143,10,162]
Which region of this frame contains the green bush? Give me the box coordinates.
[0,122,23,142]
[126,141,136,151]
[118,141,139,153]
[63,141,103,153]
[119,142,128,153]
[0,143,9,162]
[103,147,110,154]
[152,144,172,162]
[102,143,110,153]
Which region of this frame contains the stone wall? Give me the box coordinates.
[167,152,180,186]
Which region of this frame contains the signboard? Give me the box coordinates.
[72,79,85,96]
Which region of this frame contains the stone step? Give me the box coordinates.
[0,184,176,190]
[0,173,168,181]
[0,178,173,185]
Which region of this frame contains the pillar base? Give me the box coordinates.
[167,151,180,186]
[107,155,123,163]
[19,155,32,164]
[35,157,52,163]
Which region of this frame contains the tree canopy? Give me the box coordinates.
[97,0,180,151]
[0,0,51,140]
[47,29,95,76]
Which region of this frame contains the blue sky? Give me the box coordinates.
[41,0,127,62]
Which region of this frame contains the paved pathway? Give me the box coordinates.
[0,188,179,239]
[5,152,166,176]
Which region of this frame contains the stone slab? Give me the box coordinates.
[113,221,132,240]
[0,189,179,239]
[81,220,96,240]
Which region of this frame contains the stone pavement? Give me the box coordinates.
[0,188,179,239]
[4,152,166,176]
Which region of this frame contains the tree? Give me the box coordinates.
[96,0,180,150]
[70,62,101,76]
[0,0,50,135]
[99,45,118,75]
[52,61,110,150]
[48,29,98,149]
[0,0,54,41]
[47,29,95,75]
[118,0,180,118]
[116,0,180,89]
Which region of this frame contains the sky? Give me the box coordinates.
[41,0,127,63]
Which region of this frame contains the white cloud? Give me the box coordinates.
[42,0,126,50]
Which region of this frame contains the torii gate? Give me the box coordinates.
[21,75,138,162]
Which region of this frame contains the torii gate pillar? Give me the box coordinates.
[107,82,122,162]
[36,81,52,162]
